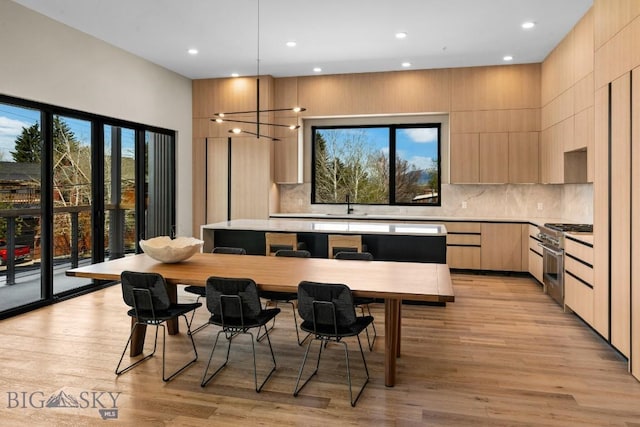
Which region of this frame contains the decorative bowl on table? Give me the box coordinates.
[138,236,204,263]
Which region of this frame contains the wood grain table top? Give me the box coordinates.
[67,253,455,303]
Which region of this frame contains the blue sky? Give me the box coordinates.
[0,103,135,161]
[397,127,439,170]
[0,104,39,160]
[319,126,439,171]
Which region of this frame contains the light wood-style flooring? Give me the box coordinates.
[1,273,639,426]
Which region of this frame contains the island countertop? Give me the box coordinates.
[201,218,447,237]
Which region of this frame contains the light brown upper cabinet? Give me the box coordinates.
[450,133,479,183]
[450,131,539,184]
[479,133,509,183]
[509,132,540,183]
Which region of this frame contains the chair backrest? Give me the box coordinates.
[121,271,170,311]
[327,234,362,258]
[335,251,373,261]
[265,232,297,256]
[297,281,357,327]
[205,276,262,319]
[212,246,246,255]
[275,249,311,258]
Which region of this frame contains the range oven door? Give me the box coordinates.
[540,243,564,306]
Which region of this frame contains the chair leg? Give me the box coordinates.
[293,337,324,397]
[201,329,232,387]
[256,300,277,342]
[201,328,277,392]
[293,335,369,407]
[161,314,199,382]
[187,296,210,336]
[257,300,309,345]
[360,304,377,351]
[288,301,310,345]
[343,334,370,406]
[249,330,277,392]
[115,322,159,376]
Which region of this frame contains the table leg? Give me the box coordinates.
[130,318,146,356]
[384,298,401,387]
[397,303,402,357]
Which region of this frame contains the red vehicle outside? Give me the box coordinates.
[0,240,31,266]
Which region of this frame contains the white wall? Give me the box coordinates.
[0,1,193,235]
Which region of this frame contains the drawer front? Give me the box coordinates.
[529,236,542,254]
[528,248,543,283]
[442,222,482,233]
[565,237,593,266]
[528,224,540,238]
[528,225,542,254]
[447,246,481,269]
[564,255,594,285]
[564,272,594,326]
[447,234,481,245]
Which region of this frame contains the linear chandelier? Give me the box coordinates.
[211,0,305,141]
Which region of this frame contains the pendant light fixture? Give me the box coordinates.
[211,0,305,141]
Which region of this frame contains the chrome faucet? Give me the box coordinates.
[346,194,354,214]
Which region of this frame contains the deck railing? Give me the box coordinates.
[1,205,92,285]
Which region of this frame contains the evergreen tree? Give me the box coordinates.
[53,116,80,164]
[11,123,41,163]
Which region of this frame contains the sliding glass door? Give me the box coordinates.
[0,102,42,311]
[104,125,137,261]
[52,114,94,295]
[0,95,175,317]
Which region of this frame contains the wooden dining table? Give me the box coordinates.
[66,252,455,387]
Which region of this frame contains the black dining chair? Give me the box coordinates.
[184,246,246,335]
[201,276,280,392]
[256,248,310,345]
[115,271,200,381]
[334,251,377,351]
[293,280,373,407]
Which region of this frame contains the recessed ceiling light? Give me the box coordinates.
[313,67,322,73]
[521,21,536,29]
[395,32,408,39]
[401,62,411,68]
[187,48,198,55]
[286,41,297,47]
[231,73,239,77]
[503,55,513,61]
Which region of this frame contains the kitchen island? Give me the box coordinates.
[202,219,447,263]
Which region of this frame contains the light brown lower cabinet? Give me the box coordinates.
[528,225,543,283]
[480,223,523,271]
[444,221,526,272]
[443,222,481,269]
[563,236,594,326]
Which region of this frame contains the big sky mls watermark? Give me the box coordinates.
[6,388,121,420]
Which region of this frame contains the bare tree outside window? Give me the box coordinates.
[312,124,440,205]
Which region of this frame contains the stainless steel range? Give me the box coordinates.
[537,223,593,306]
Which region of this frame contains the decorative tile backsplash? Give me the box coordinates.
[278,183,593,223]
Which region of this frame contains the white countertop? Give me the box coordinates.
[269,212,570,226]
[202,218,447,236]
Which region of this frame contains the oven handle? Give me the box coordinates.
[537,242,563,256]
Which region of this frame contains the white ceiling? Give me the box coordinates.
[13,0,593,80]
